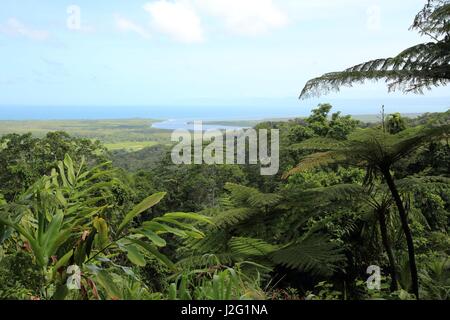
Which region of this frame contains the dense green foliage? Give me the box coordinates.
[0,106,448,300]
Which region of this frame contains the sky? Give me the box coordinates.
[0,0,449,112]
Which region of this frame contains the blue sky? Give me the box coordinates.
[0,0,448,110]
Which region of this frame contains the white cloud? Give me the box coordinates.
[140,0,389,42]
[115,15,151,39]
[144,0,204,43]
[195,0,288,36]
[0,18,49,41]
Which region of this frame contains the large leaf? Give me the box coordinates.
[93,217,109,249]
[41,212,64,256]
[52,250,74,276]
[125,244,146,267]
[128,238,176,271]
[163,212,213,225]
[117,192,166,235]
[64,154,76,186]
[96,270,122,300]
[139,228,166,247]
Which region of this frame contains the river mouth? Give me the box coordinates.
[152,119,249,131]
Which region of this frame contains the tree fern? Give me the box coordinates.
[229,236,345,277]
[225,183,282,208]
[300,1,450,99]
[212,208,257,229]
[286,126,450,177]
[229,237,280,257]
[271,236,345,276]
[186,179,355,278]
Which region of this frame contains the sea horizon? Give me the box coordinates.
[0,97,448,121]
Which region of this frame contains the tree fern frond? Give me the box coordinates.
[229,237,279,257]
[307,184,365,202]
[412,0,450,39]
[284,151,345,178]
[300,0,450,100]
[218,197,235,209]
[301,66,450,99]
[392,124,450,162]
[186,230,230,253]
[176,253,234,270]
[212,208,256,229]
[227,235,345,277]
[397,176,450,191]
[224,183,282,208]
[270,235,345,276]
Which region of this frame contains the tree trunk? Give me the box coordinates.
[378,208,399,291]
[382,168,419,299]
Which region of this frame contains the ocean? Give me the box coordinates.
[0,97,448,121]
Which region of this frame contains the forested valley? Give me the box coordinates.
[0,106,449,300]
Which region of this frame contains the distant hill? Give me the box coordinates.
[198,113,424,127]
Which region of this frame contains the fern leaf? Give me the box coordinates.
[229,237,279,257]
[271,235,345,276]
